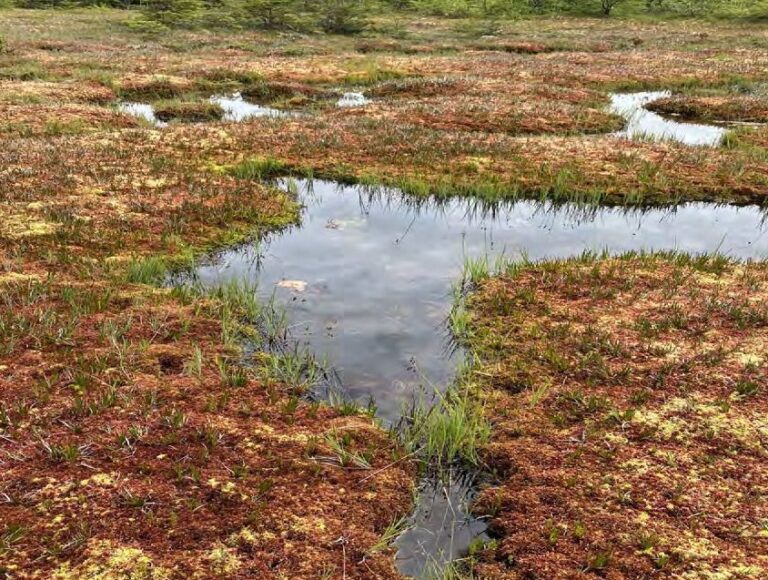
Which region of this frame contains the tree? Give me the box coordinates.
[241,0,299,29]
[600,0,621,15]
[143,0,204,26]
[315,0,367,34]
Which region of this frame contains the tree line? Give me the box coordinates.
[8,0,767,30]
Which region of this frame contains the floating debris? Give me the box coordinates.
[276,279,308,292]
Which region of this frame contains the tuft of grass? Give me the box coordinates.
[342,61,410,86]
[400,381,490,469]
[448,299,470,342]
[125,256,170,285]
[40,440,82,463]
[734,380,760,398]
[584,551,613,572]
[153,100,224,123]
[461,255,491,287]
[0,61,51,81]
[228,157,289,181]
[324,430,372,469]
[117,77,186,101]
[1,523,25,556]
[260,347,322,393]
[184,345,204,378]
[239,80,330,105]
[367,516,411,555]
[217,356,249,388]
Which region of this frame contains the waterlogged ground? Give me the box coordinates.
[1,7,768,578]
[194,180,768,420]
[3,10,768,203]
[609,92,727,146]
[190,178,768,575]
[466,255,768,578]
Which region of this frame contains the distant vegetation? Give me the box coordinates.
[8,0,768,31]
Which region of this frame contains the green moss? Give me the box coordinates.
[153,100,224,123]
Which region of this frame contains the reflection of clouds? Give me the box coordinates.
[188,178,768,424]
[117,95,291,126]
[182,176,768,579]
[610,91,726,146]
[210,93,289,121]
[117,102,167,127]
[395,475,487,578]
[329,216,367,230]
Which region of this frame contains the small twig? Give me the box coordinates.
[334,536,348,580]
[356,447,422,486]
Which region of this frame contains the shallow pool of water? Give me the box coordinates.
[210,93,289,121]
[117,94,288,126]
[610,91,727,146]
[193,180,767,420]
[394,473,487,577]
[117,102,167,127]
[188,179,767,577]
[337,92,371,108]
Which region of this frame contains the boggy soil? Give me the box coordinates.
[2,7,768,578]
[2,10,768,205]
[465,254,768,578]
[0,101,413,578]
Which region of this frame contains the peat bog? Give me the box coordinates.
[1,5,768,579]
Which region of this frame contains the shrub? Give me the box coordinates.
[241,0,301,29]
[665,0,718,16]
[315,0,368,34]
[125,17,171,34]
[143,0,204,27]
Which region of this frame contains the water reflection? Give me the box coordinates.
[337,92,371,108]
[116,102,167,127]
[193,179,768,421]
[395,473,488,578]
[610,91,727,146]
[188,179,767,577]
[210,93,290,121]
[117,94,290,126]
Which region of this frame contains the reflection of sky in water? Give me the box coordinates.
[209,93,288,121]
[610,91,727,146]
[117,102,167,127]
[394,475,487,578]
[336,92,370,108]
[193,179,768,421]
[190,179,767,578]
[117,94,289,125]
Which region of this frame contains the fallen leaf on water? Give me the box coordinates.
[277,280,308,292]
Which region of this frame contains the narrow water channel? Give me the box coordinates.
[609,91,727,146]
[119,90,739,149]
[186,178,768,577]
